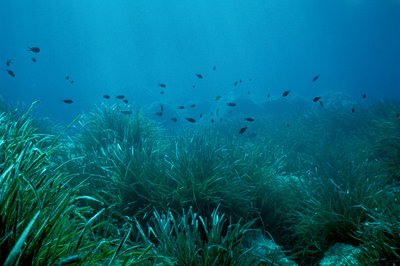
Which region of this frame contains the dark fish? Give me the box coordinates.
[211,119,214,123]
[121,110,132,115]
[215,95,221,101]
[199,114,203,118]
[123,99,128,104]
[247,91,250,94]
[178,105,185,109]
[227,102,236,107]
[195,73,203,79]
[155,111,163,116]
[312,75,320,82]
[238,126,248,134]
[244,117,254,122]
[103,94,110,99]
[190,104,196,108]
[239,79,242,83]
[31,57,37,62]
[62,99,74,104]
[192,85,196,88]
[185,117,196,123]
[287,123,290,127]
[213,66,216,71]
[352,107,355,113]
[160,91,165,94]
[220,118,223,122]
[396,113,399,118]
[159,83,166,88]
[28,47,40,53]
[234,81,238,86]
[160,104,164,112]
[313,96,321,102]
[70,80,74,84]
[116,95,125,99]
[6,59,12,66]
[267,93,270,98]
[171,117,178,122]
[6,69,15,77]
[65,75,69,80]
[362,93,367,99]
[282,91,290,97]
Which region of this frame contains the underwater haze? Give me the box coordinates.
[1,0,399,122]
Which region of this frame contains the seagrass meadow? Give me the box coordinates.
[1,97,400,266]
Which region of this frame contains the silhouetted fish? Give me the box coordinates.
[192,85,196,88]
[160,104,164,112]
[121,110,132,115]
[185,117,196,123]
[171,117,178,122]
[267,94,270,98]
[239,79,242,83]
[6,59,12,66]
[313,96,321,102]
[211,119,214,123]
[28,47,40,53]
[62,99,73,104]
[282,91,290,97]
[244,117,254,122]
[116,95,125,99]
[396,113,400,118]
[65,75,69,80]
[238,126,248,134]
[247,91,250,94]
[123,99,128,104]
[227,102,236,107]
[352,107,355,113]
[70,80,74,84]
[160,91,165,94]
[312,75,320,82]
[213,66,216,71]
[195,74,203,79]
[234,81,238,86]
[155,111,163,116]
[362,93,367,99]
[215,95,221,101]
[6,69,15,77]
[178,106,185,109]
[103,94,110,99]
[159,83,166,88]
[190,104,196,108]
[31,57,37,62]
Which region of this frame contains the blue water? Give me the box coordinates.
[1,0,399,123]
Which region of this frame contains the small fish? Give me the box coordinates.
[213,66,216,71]
[215,95,221,101]
[28,47,40,53]
[282,91,290,97]
[160,104,164,112]
[244,117,254,122]
[31,57,37,62]
[211,119,214,123]
[160,91,165,94]
[177,105,185,109]
[234,81,238,86]
[287,123,290,127]
[171,117,178,122]
[239,79,242,83]
[192,85,196,88]
[190,104,196,108]
[247,91,250,94]
[238,126,248,134]
[267,93,270,98]
[185,117,196,123]
[313,96,321,102]
[352,107,355,113]
[121,110,132,115]
[312,75,320,82]
[396,113,399,118]
[159,83,166,88]
[219,118,223,122]
[70,80,74,84]
[6,59,12,66]
[65,75,69,80]
[116,95,125,99]
[155,111,163,116]
[195,73,203,79]
[103,94,110,99]
[227,102,236,107]
[123,99,128,104]
[6,69,15,77]
[199,114,203,118]
[62,99,74,104]
[362,93,367,99]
